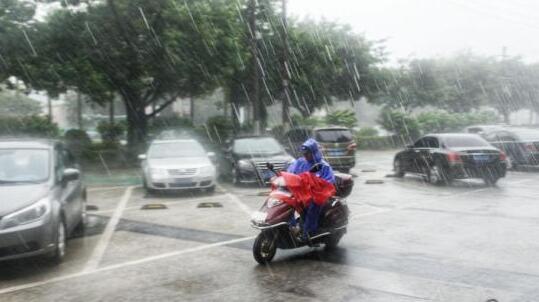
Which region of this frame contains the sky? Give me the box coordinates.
[288,0,539,64]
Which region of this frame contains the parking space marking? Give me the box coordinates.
[83,186,134,272]
[87,186,128,192]
[0,235,255,296]
[218,185,254,216]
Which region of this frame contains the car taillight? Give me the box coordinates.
[447,151,462,163]
[347,143,357,151]
[499,152,507,161]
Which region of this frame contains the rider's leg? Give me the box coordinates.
[303,202,322,239]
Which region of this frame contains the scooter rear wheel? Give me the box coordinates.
[253,233,277,265]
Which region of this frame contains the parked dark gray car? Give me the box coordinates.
[0,139,86,263]
[482,128,539,168]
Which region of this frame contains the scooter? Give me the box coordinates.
[251,163,353,264]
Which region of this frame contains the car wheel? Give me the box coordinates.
[49,218,67,264]
[483,174,500,186]
[73,197,87,236]
[393,159,405,177]
[425,162,446,185]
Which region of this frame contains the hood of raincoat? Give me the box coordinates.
[287,138,335,184]
[301,138,323,164]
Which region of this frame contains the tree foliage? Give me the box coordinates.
[325,109,358,128]
[375,53,539,123]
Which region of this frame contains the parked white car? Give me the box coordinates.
[139,139,217,193]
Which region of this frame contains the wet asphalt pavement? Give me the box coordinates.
[2,150,539,301]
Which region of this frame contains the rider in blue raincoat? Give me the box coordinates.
[287,138,335,241]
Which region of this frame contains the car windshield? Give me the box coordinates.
[148,141,206,159]
[442,136,491,148]
[0,149,49,183]
[233,137,283,155]
[315,129,353,143]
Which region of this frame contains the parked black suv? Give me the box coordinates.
[282,127,356,173]
[393,134,507,185]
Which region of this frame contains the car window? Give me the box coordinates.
[62,149,76,168]
[148,141,206,159]
[315,129,353,143]
[427,137,440,148]
[413,138,427,148]
[442,136,491,148]
[233,137,283,155]
[0,149,50,183]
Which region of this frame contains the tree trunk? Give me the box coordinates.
[281,0,291,131]
[248,0,261,134]
[189,96,195,122]
[109,99,115,124]
[122,91,147,155]
[47,95,52,123]
[77,92,83,129]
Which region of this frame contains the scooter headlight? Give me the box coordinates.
[267,198,283,208]
[251,211,268,224]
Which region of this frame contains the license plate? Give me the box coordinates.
[473,155,490,162]
[174,178,193,183]
[328,150,345,156]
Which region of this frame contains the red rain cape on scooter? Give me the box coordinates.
[277,172,336,212]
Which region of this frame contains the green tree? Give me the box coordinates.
[8,0,243,152]
[325,109,358,128]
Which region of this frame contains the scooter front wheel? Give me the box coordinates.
[253,233,277,265]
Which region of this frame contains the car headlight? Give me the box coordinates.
[199,165,216,175]
[150,168,168,178]
[0,198,51,230]
[237,160,252,170]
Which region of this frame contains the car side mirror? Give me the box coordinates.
[138,154,147,160]
[62,168,80,183]
[207,152,216,160]
[406,145,414,149]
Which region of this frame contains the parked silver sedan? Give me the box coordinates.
[0,139,86,264]
[139,139,217,193]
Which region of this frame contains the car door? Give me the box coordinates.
[57,146,83,232]
[401,137,427,173]
[418,137,439,170]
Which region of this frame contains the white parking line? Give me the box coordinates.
[0,236,255,296]
[218,185,254,216]
[83,186,134,272]
[87,186,129,192]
